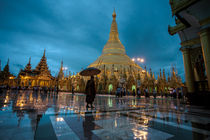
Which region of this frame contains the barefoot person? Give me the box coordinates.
[85,76,96,108]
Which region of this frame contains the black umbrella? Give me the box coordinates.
[79,67,101,76]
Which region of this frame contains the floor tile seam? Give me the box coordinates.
[92,122,174,140]
[131,109,210,119]
[50,116,80,140]
[152,118,210,135]
[121,112,210,135]
[124,111,210,127]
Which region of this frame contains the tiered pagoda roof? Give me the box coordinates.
[18,50,53,80]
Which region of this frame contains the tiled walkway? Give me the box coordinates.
[0,90,210,140]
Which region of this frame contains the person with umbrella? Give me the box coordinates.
[85,76,96,108]
[80,67,101,108]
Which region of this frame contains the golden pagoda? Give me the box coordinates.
[89,10,144,93]
[89,9,141,70]
[18,50,54,88]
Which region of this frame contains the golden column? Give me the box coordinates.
[180,46,195,93]
[200,28,210,90]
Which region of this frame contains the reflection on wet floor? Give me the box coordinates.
[0,90,210,140]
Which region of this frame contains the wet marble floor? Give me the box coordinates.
[0,90,210,140]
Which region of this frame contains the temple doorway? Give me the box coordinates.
[132,85,136,91]
[108,84,113,94]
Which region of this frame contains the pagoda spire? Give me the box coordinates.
[153,72,155,80]
[24,57,32,71]
[7,58,9,65]
[35,49,51,76]
[43,49,46,57]
[149,68,153,77]
[108,9,120,41]
[163,69,166,81]
[58,60,64,79]
[2,58,10,79]
[159,69,162,78]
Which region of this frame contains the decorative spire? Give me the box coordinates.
[112,8,116,18]
[159,69,162,78]
[149,68,152,77]
[58,60,64,79]
[108,9,119,41]
[2,58,10,78]
[24,57,32,71]
[61,60,63,70]
[168,72,170,82]
[43,49,46,57]
[35,50,51,76]
[163,69,166,80]
[153,72,155,80]
[7,58,9,65]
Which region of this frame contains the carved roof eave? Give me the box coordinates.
[170,0,199,16]
[168,22,186,35]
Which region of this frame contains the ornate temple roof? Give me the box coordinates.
[58,60,64,80]
[24,57,32,72]
[18,51,53,80]
[89,10,141,70]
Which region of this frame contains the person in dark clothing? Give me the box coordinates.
[72,86,75,95]
[133,89,136,96]
[85,76,96,108]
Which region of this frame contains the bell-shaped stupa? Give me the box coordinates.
[89,9,142,72]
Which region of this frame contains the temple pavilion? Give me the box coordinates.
[17,50,55,87]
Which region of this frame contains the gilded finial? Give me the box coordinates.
[7,58,9,65]
[112,8,116,19]
[43,49,46,57]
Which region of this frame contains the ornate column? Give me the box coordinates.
[180,46,195,93]
[200,28,210,90]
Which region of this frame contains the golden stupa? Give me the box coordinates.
[89,9,142,72]
[88,9,144,93]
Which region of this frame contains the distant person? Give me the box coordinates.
[116,86,121,97]
[132,89,136,96]
[72,86,75,95]
[173,88,176,98]
[153,88,157,99]
[137,88,141,98]
[85,76,96,108]
[123,88,126,96]
[178,87,182,99]
[145,88,149,98]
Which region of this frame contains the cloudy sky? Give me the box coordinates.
[0,0,183,79]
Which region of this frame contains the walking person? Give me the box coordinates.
[116,86,121,97]
[153,88,157,99]
[79,67,101,109]
[85,76,96,108]
[133,89,136,97]
[72,85,75,95]
[123,88,126,96]
[137,88,141,98]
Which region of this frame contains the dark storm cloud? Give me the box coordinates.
[0,0,184,79]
